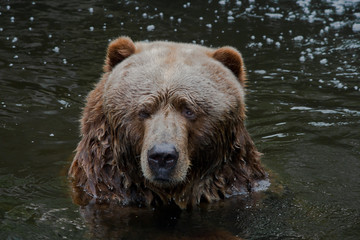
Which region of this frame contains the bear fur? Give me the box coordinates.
[68,37,266,209]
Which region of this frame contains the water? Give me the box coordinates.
[0,0,359,239]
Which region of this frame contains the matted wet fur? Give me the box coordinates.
[68,37,266,209]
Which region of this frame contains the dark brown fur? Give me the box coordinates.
[69,37,266,209]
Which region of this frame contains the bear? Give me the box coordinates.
[68,36,267,209]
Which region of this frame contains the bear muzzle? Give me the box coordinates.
[147,143,179,182]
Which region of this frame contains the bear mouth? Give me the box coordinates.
[152,168,173,183]
[154,177,170,182]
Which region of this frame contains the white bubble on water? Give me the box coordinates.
[89,7,94,13]
[287,13,296,21]
[309,122,334,127]
[266,38,274,44]
[324,9,333,16]
[293,35,304,41]
[58,100,70,108]
[320,58,328,65]
[236,1,242,6]
[352,23,360,33]
[12,37,18,43]
[330,21,346,30]
[142,13,147,18]
[10,16,15,23]
[177,18,182,23]
[227,16,234,22]
[63,59,67,64]
[275,42,281,48]
[206,23,212,28]
[336,66,344,71]
[170,16,174,21]
[89,26,94,31]
[334,4,345,15]
[49,133,54,137]
[219,0,226,6]
[146,25,155,31]
[53,46,60,53]
[7,5,11,10]
[254,70,266,75]
[265,13,283,19]
[299,56,306,62]
[199,16,203,20]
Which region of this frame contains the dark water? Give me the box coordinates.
[1,0,359,239]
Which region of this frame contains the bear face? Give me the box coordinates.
[69,37,266,209]
[104,40,246,187]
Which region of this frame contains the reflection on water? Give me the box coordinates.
[0,0,359,239]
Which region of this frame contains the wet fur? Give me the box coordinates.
[68,37,266,209]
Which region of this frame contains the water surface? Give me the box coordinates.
[1,0,359,239]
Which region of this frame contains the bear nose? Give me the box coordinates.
[148,143,178,178]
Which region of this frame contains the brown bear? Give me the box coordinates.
[68,36,267,209]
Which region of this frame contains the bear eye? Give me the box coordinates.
[182,107,196,120]
[139,110,151,119]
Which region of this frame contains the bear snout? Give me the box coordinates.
[148,143,179,181]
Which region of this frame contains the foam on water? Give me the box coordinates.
[252,179,271,192]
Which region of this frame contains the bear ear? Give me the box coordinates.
[212,47,246,86]
[104,36,136,72]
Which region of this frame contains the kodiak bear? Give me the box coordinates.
[68,37,267,209]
